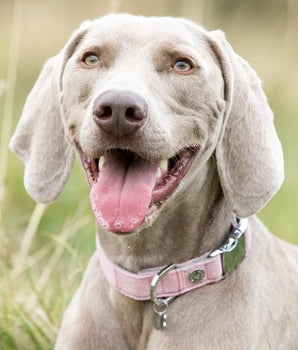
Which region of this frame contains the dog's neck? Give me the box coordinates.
[97,157,232,273]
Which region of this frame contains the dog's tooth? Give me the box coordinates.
[156,167,162,179]
[98,157,104,169]
[159,159,168,172]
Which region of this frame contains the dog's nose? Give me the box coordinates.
[93,90,148,137]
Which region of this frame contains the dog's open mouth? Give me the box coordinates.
[77,145,198,233]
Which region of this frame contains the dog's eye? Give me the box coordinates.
[83,54,99,67]
[173,60,192,73]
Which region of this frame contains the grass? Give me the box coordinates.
[1,190,95,349]
[1,0,298,348]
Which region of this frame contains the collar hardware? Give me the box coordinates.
[150,264,176,329]
[148,215,249,329]
[189,269,205,283]
[207,215,248,275]
[95,215,251,330]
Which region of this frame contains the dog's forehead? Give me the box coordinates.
[83,14,207,54]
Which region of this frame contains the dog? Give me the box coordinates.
[10,14,298,350]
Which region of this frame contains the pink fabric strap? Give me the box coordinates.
[96,218,251,301]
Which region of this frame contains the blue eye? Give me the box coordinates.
[83,54,99,66]
[173,60,192,72]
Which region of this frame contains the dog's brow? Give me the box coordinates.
[152,43,199,69]
[78,42,117,63]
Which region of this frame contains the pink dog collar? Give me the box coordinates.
[96,216,251,302]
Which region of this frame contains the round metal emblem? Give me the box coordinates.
[188,269,205,283]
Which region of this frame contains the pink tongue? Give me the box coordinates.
[90,151,159,232]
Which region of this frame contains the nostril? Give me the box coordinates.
[93,105,113,129]
[101,106,112,118]
[125,107,137,121]
[125,106,147,123]
[94,106,112,119]
[126,107,134,118]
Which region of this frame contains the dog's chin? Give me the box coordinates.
[76,143,199,234]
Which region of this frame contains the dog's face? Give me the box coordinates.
[61,15,225,232]
[10,14,284,234]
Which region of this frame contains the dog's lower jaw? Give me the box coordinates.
[96,158,232,274]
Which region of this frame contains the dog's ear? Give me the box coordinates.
[208,30,284,217]
[9,21,91,203]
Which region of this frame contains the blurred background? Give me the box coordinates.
[0,0,297,348]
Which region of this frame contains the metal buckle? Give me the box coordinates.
[150,264,176,330]
[207,216,248,276]
[149,215,248,329]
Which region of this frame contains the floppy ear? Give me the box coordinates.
[208,30,284,217]
[9,21,91,203]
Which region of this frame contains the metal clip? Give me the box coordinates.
[207,216,248,276]
[150,264,176,330]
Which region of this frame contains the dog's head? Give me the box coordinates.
[10,14,284,233]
